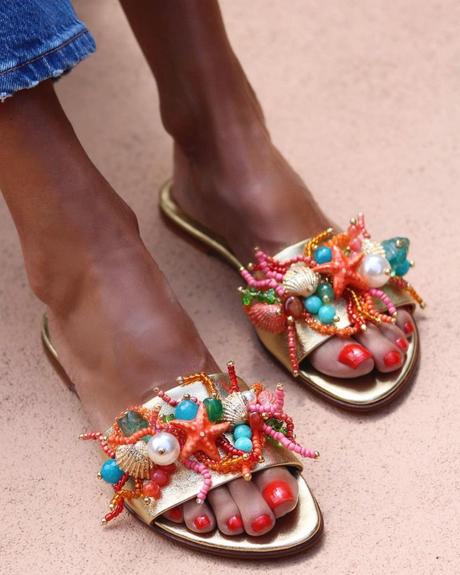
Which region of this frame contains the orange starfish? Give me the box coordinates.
[171,404,230,461]
[313,245,368,298]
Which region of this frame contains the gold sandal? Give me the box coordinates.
[41,316,323,559]
[159,180,424,412]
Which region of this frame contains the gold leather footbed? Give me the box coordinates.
[41,316,323,558]
[159,179,420,411]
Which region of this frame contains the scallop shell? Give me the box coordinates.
[361,239,386,258]
[283,263,319,297]
[246,302,286,334]
[222,392,251,426]
[115,441,152,479]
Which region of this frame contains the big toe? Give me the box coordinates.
[355,324,403,373]
[309,337,374,378]
[255,467,299,518]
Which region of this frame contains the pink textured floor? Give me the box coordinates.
[1,1,459,573]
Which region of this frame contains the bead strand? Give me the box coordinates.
[182,458,213,503]
[261,423,318,459]
[287,317,299,375]
[368,288,397,316]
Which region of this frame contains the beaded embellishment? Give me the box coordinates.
[81,362,318,524]
[239,214,424,374]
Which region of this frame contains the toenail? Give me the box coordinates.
[166,506,182,521]
[395,337,408,351]
[338,344,372,369]
[251,513,273,533]
[403,321,414,335]
[262,480,295,510]
[193,514,211,530]
[226,514,243,532]
[384,350,402,367]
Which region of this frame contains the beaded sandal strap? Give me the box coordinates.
[80,363,317,526]
[239,215,424,375]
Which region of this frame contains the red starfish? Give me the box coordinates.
[313,245,368,298]
[171,404,230,461]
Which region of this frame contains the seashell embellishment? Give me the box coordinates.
[115,441,153,479]
[222,392,252,426]
[246,302,286,334]
[361,239,386,258]
[283,263,319,297]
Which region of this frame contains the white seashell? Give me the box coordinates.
[361,239,386,258]
[283,263,319,297]
[222,392,251,426]
[115,441,152,479]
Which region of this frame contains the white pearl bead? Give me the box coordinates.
[359,254,390,288]
[147,432,180,465]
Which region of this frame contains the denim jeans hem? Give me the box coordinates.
[0,29,96,102]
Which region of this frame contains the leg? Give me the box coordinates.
[0,81,295,536]
[120,0,416,378]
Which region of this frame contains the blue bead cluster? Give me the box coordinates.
[381,237,412,277]
[303,246,339,324]
[233,423,252,452]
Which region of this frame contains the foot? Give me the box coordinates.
[168,84,417,380]
[41,186,298,537]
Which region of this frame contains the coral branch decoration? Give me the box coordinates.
[239,214,424,375]
[81,363,318,524]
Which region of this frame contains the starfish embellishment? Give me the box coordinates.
[312,245,369,298]
[171,403,230,461]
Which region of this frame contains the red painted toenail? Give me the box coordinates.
[262,481,295,510]
[167,506,182,521]
[226,514,243,532]
[338,344,372,369]
[395,337,408,351]
[403,321,414,335]
[384,350,402,367]
[251,514,273,533]
[193,515,211,530]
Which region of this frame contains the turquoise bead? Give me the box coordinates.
[313,245,332,264]
[318,304,336,324]
[100,459,124,484]
[175,399,199,420]
[316,282,335,303]
[382,237,410,266]
[233,424,252,440]
[393,259,411,276]
[235,437,253,452]
[304,295,322,315]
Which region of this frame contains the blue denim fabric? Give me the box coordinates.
[0,0,95,101]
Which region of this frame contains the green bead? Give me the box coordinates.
[263,289,277,304]
[241,290,253,306]
[117,410,149,437]
[203,397,223,422]
[316,282,335,303]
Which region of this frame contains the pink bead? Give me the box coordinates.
[349,238,362,252]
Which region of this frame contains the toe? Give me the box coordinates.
[309,337,374,378]
[355,324,403,372]
[395,309,416,338]
[163,504,184,523]
[183,499,215,533]
[254,467,298,518]
[207,486,244,535]
[228,477,276,536]
[378,322,409,353]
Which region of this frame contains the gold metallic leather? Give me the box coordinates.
[160,180,420,410]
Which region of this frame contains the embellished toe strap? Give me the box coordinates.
[239,214,425,375]
[80,363,317,525]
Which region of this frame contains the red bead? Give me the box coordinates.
[159,463,176,474]
[143,481,161,499]
[150,469,170,487]
[284,296,304,319]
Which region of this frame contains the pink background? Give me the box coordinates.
[1,1,458,573]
